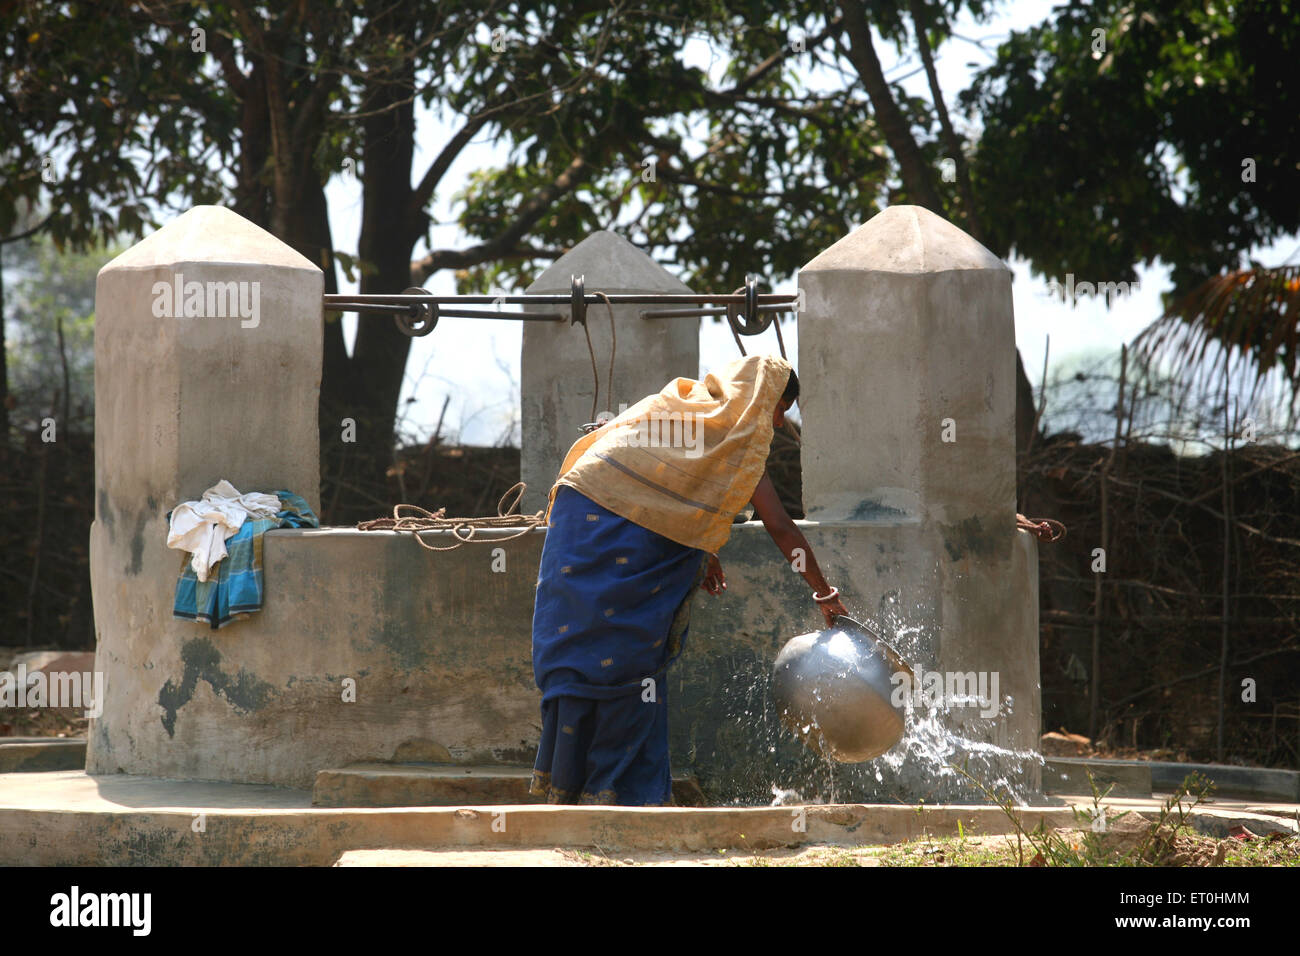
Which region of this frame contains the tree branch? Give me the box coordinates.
[409,154,589,280]
[408,113,494,239]
[836,0,943,211]
[908,0,983,240]
[726,14,843,96]
[0,214,53,247]
[229,0,294,236]
[206,27,250,98]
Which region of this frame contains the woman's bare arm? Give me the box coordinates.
[749,472,848,625]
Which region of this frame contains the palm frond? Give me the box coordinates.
[1133,266,1300,416]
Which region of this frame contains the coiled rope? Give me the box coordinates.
[357,481,545,551]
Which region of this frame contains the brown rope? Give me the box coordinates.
[582,316,601,421]
[594,291,616,412]
[357,481,546,551]
[1017,513,1067,542]
[727,284,747,356]
[581,293,618,421]
[772,312,787,360]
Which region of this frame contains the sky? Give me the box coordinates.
[322,1,1298,447]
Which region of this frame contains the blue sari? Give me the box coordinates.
[530,486,707,805]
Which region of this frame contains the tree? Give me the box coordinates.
[3,231,106,433]
[4,1,903,509]
[962,0,1300,407]
[8,0,1054,514]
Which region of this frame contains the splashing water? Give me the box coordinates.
[769,784,803,806]
[759,606,1048,807]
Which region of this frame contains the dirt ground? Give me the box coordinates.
[0,706,86,739]
[333,827,1300,867]
[334,844,899,867]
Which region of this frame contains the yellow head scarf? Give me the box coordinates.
[547,353,793,552]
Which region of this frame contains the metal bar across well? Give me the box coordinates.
[324,293,798,308]
[641,304,792,320]
[322,276,797,337]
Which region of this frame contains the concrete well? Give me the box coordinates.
[85,206,1039,805]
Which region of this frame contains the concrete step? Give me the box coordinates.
[0,737,86,772]
[1044,756,1300,802]
[1044,757,1152,797]
[1149,761,1300,802]
[312,763,707,808]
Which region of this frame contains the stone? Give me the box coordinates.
[799,204,1014,525]
[391,739,453,764]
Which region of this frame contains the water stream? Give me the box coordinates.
[754,601,1049,808]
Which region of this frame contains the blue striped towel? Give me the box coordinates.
[172,491,318,629]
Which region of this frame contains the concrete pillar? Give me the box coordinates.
[798,205,1016,527]
[87,205,322,775]
[797,205,1040,791]
[520,231,699,513]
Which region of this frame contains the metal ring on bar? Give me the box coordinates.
[395,287,438,337]
[726,276,774,336]
[570,274,587,327]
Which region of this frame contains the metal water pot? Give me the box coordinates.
[772,615,915,763]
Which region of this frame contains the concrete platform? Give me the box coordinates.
[1148,761,1300,801]
[0,737,87,773]
[1043,756,1300,801]
[2,770,1295,866]
[1,770,1083,866]
[312,763,707,807]
[1061,793,1299,839]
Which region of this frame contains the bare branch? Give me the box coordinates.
[409,155,589,281]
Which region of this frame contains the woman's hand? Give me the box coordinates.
[702,554,726,595]
[816,591,848,628]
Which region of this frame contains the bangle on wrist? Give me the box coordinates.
[813,586,839,603]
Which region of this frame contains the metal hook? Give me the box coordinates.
[726,275,773,336]
[570,274,587,327]
[394,286,438,337]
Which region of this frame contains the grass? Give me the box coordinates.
[551,829,1300,866]
[932,764,1300,867]
[555,770,1300,867]
[877,829,1299,867]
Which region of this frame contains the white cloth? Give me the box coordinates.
[166,480,281,582]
